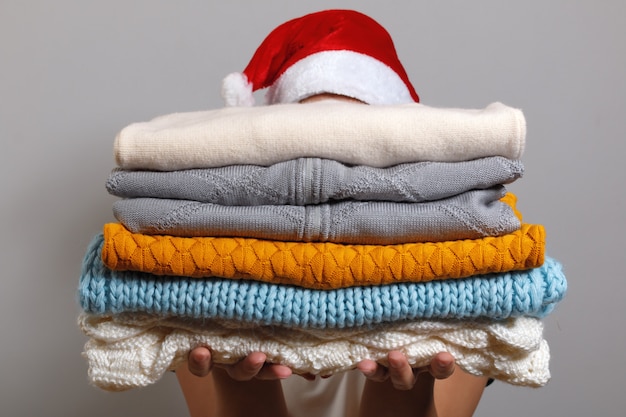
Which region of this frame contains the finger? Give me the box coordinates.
[427,352,455,380]
[387,351,417,390]
[298,372,317,381]
[357,359,388,382]
[254,363,293,380]
[187,346,212,377]
[227,352,267,381]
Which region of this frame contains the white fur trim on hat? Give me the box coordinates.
[222,72,255,106]
[265,50,414,105]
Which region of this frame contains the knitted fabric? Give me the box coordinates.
[112,187,521,244]
[81,234,567,326]
[79,313,550,391]
[106,156,524,205]
[101,218,543,289]
[113,100,526,171]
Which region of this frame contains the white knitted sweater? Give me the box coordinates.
[79,314,549,391]
[114,100,526,171]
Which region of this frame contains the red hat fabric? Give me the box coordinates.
[222,9,419,106]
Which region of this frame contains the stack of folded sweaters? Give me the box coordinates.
[77,99,567,391]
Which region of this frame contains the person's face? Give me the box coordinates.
[299,93,365,104]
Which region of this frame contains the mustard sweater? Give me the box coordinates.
[102,219,544,290]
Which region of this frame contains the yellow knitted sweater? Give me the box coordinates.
[101,195,544,289]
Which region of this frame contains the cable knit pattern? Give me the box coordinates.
[106,156,524,205]
[113,100,526,171]
[112,187,521,244]
[101,218,543,288]
[81,234,567,326]
[79,313,550,391]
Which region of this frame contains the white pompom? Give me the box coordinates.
[221,72,255,106]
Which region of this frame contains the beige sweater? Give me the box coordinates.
[114,100,526,171]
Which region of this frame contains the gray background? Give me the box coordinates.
[1,1,623,416]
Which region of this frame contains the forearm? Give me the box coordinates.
[359,373,437,417]
[211,367,289,417]
[434,369,488,417]
[176,365,218,417]
[176,363,289,417]
[358,366,487,417]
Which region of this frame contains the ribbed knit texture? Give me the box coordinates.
[81,234,567,327]
[113,100,526,171]
[80,313,550,391]
[106,156,524,205]
[101,218,543,288]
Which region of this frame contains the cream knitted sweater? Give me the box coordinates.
[80,314,550,391]
[114,100,526,171]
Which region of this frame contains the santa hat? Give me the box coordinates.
[222,9,419,106]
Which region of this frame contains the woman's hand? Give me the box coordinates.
[357,351,455,390]
[187,346,292,380]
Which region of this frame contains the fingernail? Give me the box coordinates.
[441,357,453,366]
[388,357,403,369]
